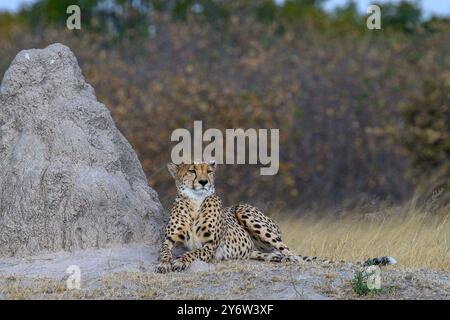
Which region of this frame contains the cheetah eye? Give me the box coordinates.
[188,169,196,174]
[207,170,212,173]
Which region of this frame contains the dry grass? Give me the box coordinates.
[2,260,448,300]
[276,197,450,271]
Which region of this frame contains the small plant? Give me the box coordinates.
[351,266,382,296]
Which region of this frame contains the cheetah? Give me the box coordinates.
[155,161,396,273]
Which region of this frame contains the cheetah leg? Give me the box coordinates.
[155,212,192,273]
[155,238,175,273]
[234,204,302,263]
[249,250,283,262]
[172,195,223,272]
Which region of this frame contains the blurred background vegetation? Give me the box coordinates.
[0,0,449,212]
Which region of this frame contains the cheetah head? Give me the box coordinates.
[167,161,217,200]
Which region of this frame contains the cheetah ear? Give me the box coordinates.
[208,160,217,170]
[167,162,178,178]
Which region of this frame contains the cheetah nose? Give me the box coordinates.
[199,180,208,186]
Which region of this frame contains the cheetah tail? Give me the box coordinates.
[360,256,397,267]
[296,255,397,267]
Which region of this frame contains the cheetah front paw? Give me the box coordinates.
[155,262,172,273]
[172,258,191,272]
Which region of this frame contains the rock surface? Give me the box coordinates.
[0,43,165,257]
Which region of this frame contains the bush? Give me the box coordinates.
[400,74,450,206]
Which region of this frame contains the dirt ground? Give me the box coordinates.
[0,244,448,300]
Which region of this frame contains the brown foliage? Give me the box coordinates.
[1,14,449,210]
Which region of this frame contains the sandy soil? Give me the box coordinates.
[0,244,448,300]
